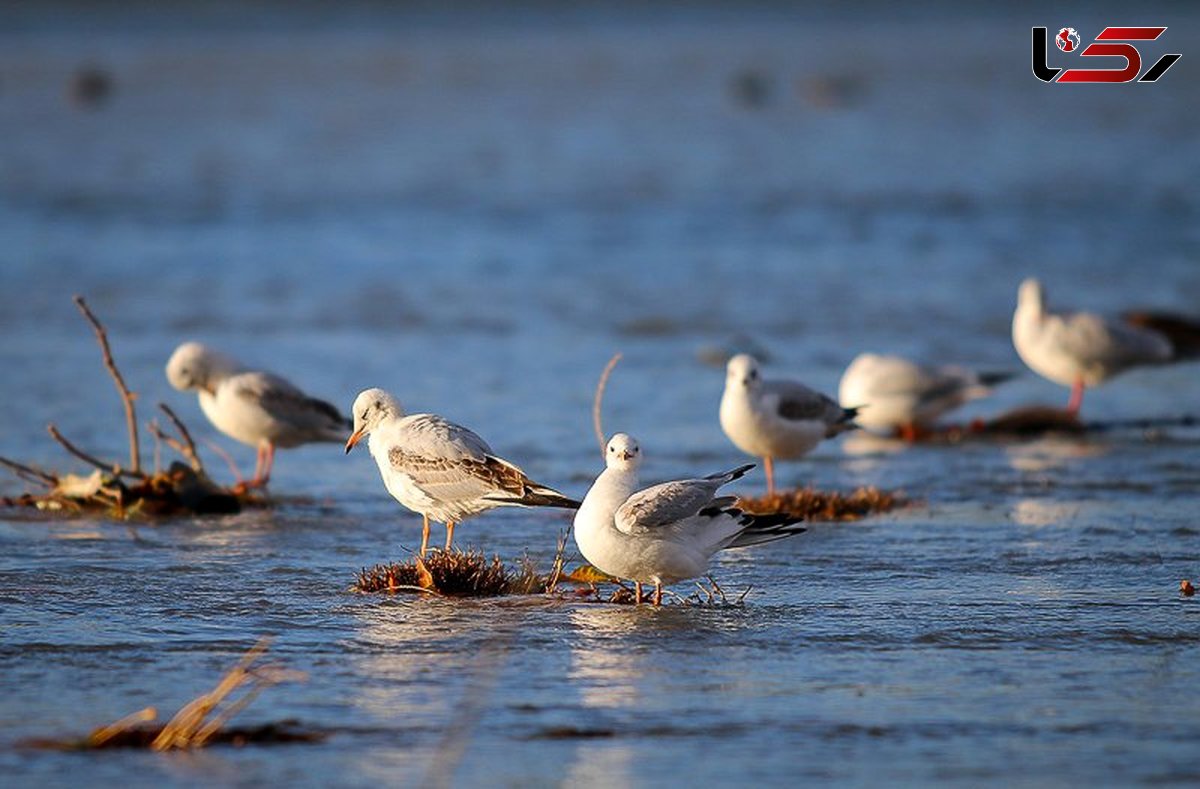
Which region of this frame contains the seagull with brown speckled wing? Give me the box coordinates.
[344,387,580,556]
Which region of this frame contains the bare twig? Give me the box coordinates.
[592,352,622,457]
[149,421,162,475]
[87,707,158,748]
[73,295,140,473]
[157,403,202,471]
[0,456,58,488]
[544,531,569,594]
[46,423,136,478]
[146,421,185,468]
[203,439,244,485]
[152,637,278,751]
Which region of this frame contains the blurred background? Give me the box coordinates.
[1,1,1197,483]
[3,5,1200,786]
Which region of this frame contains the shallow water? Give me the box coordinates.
[2,3,1199,786]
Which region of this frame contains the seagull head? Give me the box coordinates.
[1018,277,1045,311]
[165,342,239,394]
[605,432,642,470]
[345,387,403,453]
[725,353,761,391]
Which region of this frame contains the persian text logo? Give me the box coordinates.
[1033,26,1182,83]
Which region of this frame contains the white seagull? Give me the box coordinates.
[166,342,350,487]
[1012,278,1175,415]
[574,433,805,605]
[719,354,858,494]
[838,352,1013,439]
[344,387,579,556]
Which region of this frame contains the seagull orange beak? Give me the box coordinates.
[344,428,366,454]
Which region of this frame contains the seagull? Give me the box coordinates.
[344,387,580,556]
[719,353,858,495]
[574,433,805,605]
[1012,278,1175,415]
[166,342,350,487]
[838,352,1013,439]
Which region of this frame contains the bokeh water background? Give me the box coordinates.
[1,3,1199,786]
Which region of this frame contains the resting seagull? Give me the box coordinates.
[166,342,350,487]
[1012,278,1177,415]
[720,354,858,494]
[574,433,805,605]
[838,352,1013,439]
[344,387,580,556]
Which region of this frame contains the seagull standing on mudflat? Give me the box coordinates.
[1012,278,1176,415]
[166,342,351,488]
[720,354,858,495]
[574,433,805,605]
[838,352,1013,439]
[344,387,579,556]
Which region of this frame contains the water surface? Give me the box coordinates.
[2,3,1199,786]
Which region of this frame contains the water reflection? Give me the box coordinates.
[842,432,909,458]
[565,605,649,710]
[1005,436,1109,472]
[1011,498,1082,528]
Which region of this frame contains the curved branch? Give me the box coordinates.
[73,295,140,473]
[47,423,143,479]
[0,456,58,488]
[592,352,622,458]
[157,403,203,471]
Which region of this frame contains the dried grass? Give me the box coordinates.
[738,486,903,521]
[355,533,569,598]
[24,638,316,751]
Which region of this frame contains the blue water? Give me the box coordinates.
[2,3,1199,786]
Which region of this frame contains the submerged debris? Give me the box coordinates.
[738,486,903,521]
[355,535,568,598]
[0,296,256,518]
[24,639,317,751]
[889,406,1198,444]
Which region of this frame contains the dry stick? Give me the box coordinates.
[86,707,158,748]
[73,295,140,474]
[149,421,162,475]
[157,403,203,471]
[203,438,244,484]
[151,637,274,751]
[0,456,58,488]
[592,352,622,457]
[193,664,306,747]
[146,422,186,470]
[46,423,138,478]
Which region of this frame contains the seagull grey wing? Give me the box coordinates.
[766,380,848,424]
[1053,312,1171,370]
[614,479,722,535]
[229,372,350,434]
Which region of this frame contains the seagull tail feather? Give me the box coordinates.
[723,509,805,549]
[486,481,582,510]
[703,463,756,483]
